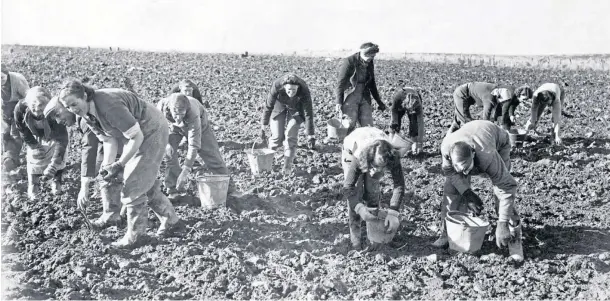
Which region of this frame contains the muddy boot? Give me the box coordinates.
[111,200,148,248]
[508,220,524,262]
[282,155,295,175]
[91,182,122,228]
[27,174,41,201]
[349,217,362,250]
[148,180,180,237]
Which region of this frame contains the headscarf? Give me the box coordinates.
[493,88,512,102]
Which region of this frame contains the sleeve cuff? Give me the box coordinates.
[123,123,141,139]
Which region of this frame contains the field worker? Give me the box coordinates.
[44,100,125,228]
[57,80,180,247]
[259,74,315,174]
[342,126,406,250]
[434,120,523,261]
[524,83,566,145]
[448,82,513,134]
[169,79,210,109]
[158,93,234,197]
[14,87,69,200]
[494,85,533,130]
[335,42,386,134]
[2,66,30,173]
[389,87,425,155]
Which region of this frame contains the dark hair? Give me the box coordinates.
[515,85,533,99]
[449,141,474,164]
[281,73,300,86]
[358,140,397,173]
[535,91,555,104]
[59,80,95,102]
[169,79,203,104]
[360,42,376,49]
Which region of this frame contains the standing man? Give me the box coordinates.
[335,42,386,134]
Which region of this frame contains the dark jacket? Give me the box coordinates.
[390,87,425,141]
[262,75,314,136]
[14,101,69,168]
[335,52,382,106]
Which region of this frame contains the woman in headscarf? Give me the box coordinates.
[342,126,407,250]
[14,87,68,200]
[169,79,209,108]
[2,66,30,172]
[260,73,315,174]
[335,42,386,134]
[389,86,425,155]
[158,93,233,197]
[524,83,566,145]
[57,80,180,247]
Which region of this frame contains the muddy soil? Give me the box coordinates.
[1,45,609,299]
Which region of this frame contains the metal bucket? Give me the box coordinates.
[326,118,350,140]
[389,133,414,157]
[445,211,490,253]
[508,129,527,147]
[245,143,276,175]
[197,175,230,209]
[365,208,398,244]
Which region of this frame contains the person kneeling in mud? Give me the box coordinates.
[342,126,406,250]
[45,100,125,227]
[158,93,235,197]
[434,120,523,261]
[260,73,315,174]
[14,87,69,200]
[57,80,180,247]
[389,86,425,155]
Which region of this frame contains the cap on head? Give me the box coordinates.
[168,93,189,114]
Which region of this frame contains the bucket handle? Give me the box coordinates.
[251,141,256,153]
[446,213,467,225]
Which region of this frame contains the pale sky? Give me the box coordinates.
[2,0,609,55]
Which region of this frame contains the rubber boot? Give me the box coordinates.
[508,220,524,262]
[111,199,148,247]
[349,213,362,250]
[282,154,295,175]
[147,180,180,237]
[27,174,41,201]
[91,181,123,228]
[50,171,63,196]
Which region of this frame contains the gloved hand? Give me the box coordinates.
[355,203,377,222]
[461,188,484,215]
[176,166,191,191]
[377,102,387,111]
[389,123,400,134]
[307,137,316,149]
[384,209,400,233]
[496,221,512,248]
[77,186,90,211]
[41,164,57,180]
[100,162,124,181]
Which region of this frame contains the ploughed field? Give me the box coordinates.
[1,45,609,300]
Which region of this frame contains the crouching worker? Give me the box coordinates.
[494,85,533,130]
[57,80,180,247]
[45,99,124,227]
[158,93,234,197]
[342,126,406,250]
[2,66,30,173]
[390,86,425,154]
[448,82,513,135]
[14,87,69,200]
[260,74,315,174]
[169,79,209,108]
[524,83,566,145]
[434,120,523,261]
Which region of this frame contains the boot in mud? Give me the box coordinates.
[148,180,180,237]
[282,155,295,175]
[91,182,123,228]
[27,174,41,201]
[432,219,449,248]
[111,201,148,248]
[508,220,524,262]
[349,214,363,250]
